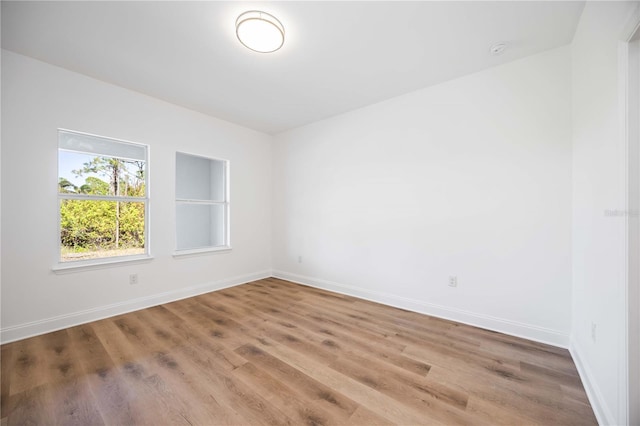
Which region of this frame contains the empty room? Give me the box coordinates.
[1,1,639,425]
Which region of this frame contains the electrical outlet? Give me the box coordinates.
[591,322,597,342]
[298,256,302,263]
[448,276,458,287]
[129,273,139,285]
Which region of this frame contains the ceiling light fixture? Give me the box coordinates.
[236,10,285,53]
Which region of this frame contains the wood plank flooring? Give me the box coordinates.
[1,278,597,425]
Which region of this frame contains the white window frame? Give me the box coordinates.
[174,151,230,257]
[54,129,152,272]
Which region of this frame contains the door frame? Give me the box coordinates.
[621,5,640,425]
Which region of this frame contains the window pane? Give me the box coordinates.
[59,150,146,197]
[176,153,225,201]
[59,130,146,161]
[176,203,226,250]
[60,200,145,262]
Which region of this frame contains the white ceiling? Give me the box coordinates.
[2,1,585,135]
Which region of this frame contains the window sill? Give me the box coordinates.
[52,255,154,274]
[173,246,232,259]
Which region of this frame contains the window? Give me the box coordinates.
[175,152,229,254]
[58,129,149,264]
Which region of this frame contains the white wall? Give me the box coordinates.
[272,46,573,346]
[571,2,640,425]
[0,5,3,343]
[0,50,272,342]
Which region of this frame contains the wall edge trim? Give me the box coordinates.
[569,337,616,425]
[272,270,569,348]
[0,269,272,344]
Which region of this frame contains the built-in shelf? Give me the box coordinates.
[175,152,230,252]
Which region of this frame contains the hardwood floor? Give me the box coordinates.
[1,278,597,425]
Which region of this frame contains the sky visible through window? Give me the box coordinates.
[59,150,143,191]
[59,151,95,186]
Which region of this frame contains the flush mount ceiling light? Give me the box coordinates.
[236,10,285,53]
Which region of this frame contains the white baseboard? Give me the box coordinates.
[2,269,570,349]
[570,338,615,426]
[0,270,272,344]
[272,270,569,348]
